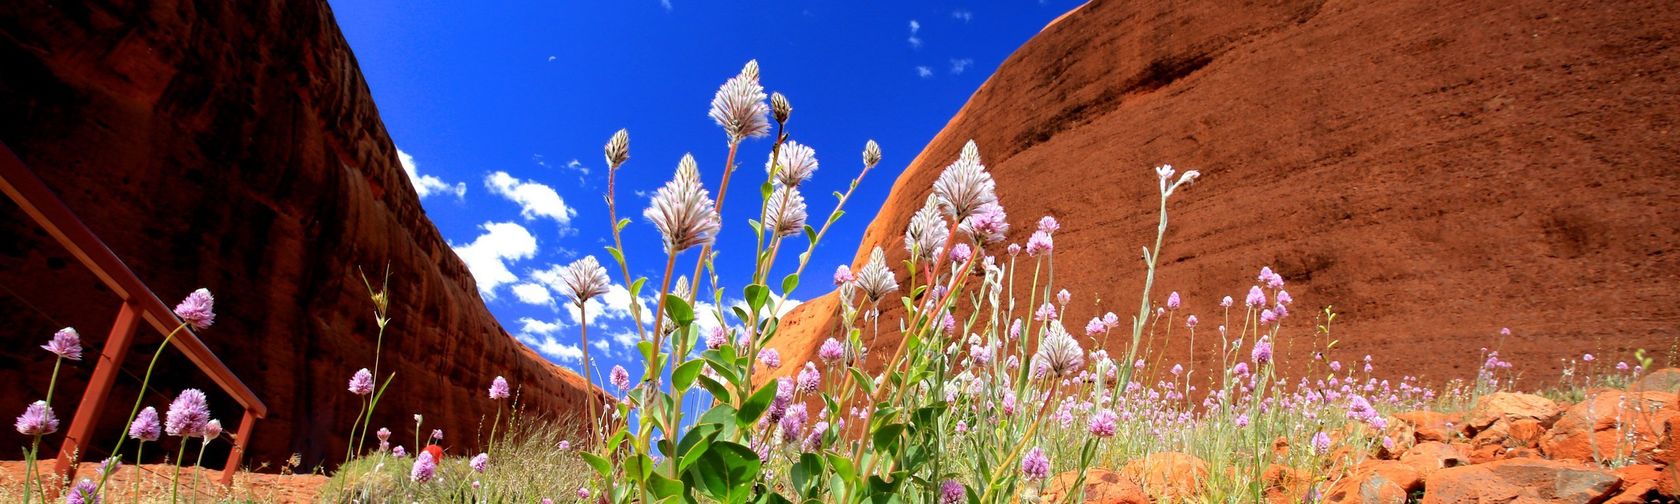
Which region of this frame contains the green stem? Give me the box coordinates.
[192,437,208,503]
[171,437,188,504]
[98,323,188,496]
[133,441,144,504]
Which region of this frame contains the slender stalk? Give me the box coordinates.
[604,165,650,342]
[22,435,39,504]
[579,306,598,443]
[191,437,208,503]
[344,399,366,464]
[171,438,188,504]
[684,140,742,305]
[98,323,189,496]
[133,441,145,504]
[488,403,502,454]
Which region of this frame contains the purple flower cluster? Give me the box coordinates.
[164,389,210,437]
[489,376,511,400]
[1020,447,1050,481]
[411,451,436,482]
[43,327,83,361]
[349,368,374,396]
[15,400,58,436]
[471,452,489,472]
[818,338,845,363]
[130,407,161,441]
[173,288,216,330]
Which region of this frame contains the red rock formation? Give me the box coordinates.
[0,0,603,469]
[773,0,1680,387]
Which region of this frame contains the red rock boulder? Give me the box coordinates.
[1043,469,1149,504]
[1421,459,1621,504]
[1539,390,1678,463]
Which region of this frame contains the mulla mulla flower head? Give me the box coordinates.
[765,186,808,238]
[770,91,791,124]
[862,140,882,169]
[904,195,949,261]
[708,60,770,143]
[645,154,720,253]
[164,388,211,438]
[1033,321,1084,378]
[855,246,899,303]
[932,140,998,220]
[557,255,612,304]
[604,128,630,169]
[768,140,819,187]
[15,400,58,436]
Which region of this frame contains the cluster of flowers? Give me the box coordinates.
[14,288,221,504]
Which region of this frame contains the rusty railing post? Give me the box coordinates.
[220,410,257,486]
[55,301,140,479]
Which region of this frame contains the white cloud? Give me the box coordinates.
[950,58,974,75]
[517,317,566,338]
[952,10,973,22]
[660,0,672,11]
[512,282,554,306]
[908,20,922,48]
[547,56,557,62]
[535,336,583,363]
[398,148,466,199]
[611,330,639,349]
[916,66,934,78]
[485,171,576,229]
[565,159,589,175]
[451,222,538,298]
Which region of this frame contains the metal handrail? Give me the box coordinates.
[0,143,267,486]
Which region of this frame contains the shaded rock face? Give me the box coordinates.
[772,0,1680,386]
[0,0,601,468]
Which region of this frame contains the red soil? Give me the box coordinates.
[773,0,1680,387]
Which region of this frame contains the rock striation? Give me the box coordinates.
[0,0,603,469]
[772,0,1680,387]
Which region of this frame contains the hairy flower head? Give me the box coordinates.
[768,140,819,187]
[15,400,58,436]
[765,186,808,238]
[174,288,216,330]
[855,247,899,303]
[1034,322,1084,378]
[932,140,998,220]
[644,154,720,252]
[558,255,612,304]
[604,129,630,169]
[43,327,83,361]
[862,140,882,169]
[904,195,949,260]
[164,388,210,437]
[708,60,771,143]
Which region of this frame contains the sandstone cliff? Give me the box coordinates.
[774,0,1680,385]
[0,0,603,469]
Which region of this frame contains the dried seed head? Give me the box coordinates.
[709,61,770,143]
[604,129,630,169]
[766,186,808,238]
[904,195,949,260]
[771,92,791,124]
[558,255,612,303]
[933,140,998,220]
[862,140,882,169]
[767,140,818,187]
[856,246,899,303]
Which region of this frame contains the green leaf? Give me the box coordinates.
[673,359,705,392]
[697,374,733,404]
[617,217,631,232]
[748,219,763,237]
[737,381,779,427]
[744,284,770,314]
[665,294,695,328]
[803,225,818,245]
[761,181,774,200]
[690,441,761,503]
[781,273,799,295]
[849,367,876,397]
[606,246,625,267]
[872,423,907,454]
[648,471,685,499]
[828,209,845,225]
[791,453,826,497]
[825,452,856,481]
[630,277,647,296]
[580,451,612,479]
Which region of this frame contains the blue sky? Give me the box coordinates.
[328,0,1078,385]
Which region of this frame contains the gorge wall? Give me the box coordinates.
[773,0,1680,386]
[0,0,603,469]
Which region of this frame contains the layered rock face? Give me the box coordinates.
[774,0,1680,385]
[0,1,602,468]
